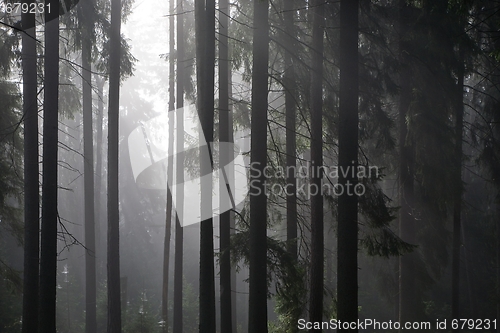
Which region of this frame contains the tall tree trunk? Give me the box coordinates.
[21,3,39,332]
[107,0,122,330]
[196,0,216,331]
[173,0,185,330]
[95,76,105,282]
[229,71,237,333]
[337,0,359,331]
[219,0,233,331]
[497,193,500,333]
[325,215,334,333]
[162,0,176,329]
[39,1,59,332]
[284,0,298,261]
[398,0,416,326]
[80,1,97,331]
[248,0,269,332]
[308,0,325,329]
[452,48,465,332]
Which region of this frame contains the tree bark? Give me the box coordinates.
[107,0,122,330]
[284,0,298,261]
[39,1,59,331]
[452,48,465,332]
[497,193,500,333]
[337,0,359,331]
[196,0,216,331]
[219,0,233,331]
[80,1,97,331]
[94,76,105,282]
[21,3,39,332]
[308,0,325,329]
[248,1,269,332]
[398,0,416,326]
[173,0,185,331]
[229,71,237,333]
[162,0,176,329]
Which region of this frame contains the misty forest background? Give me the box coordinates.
[0,0,500,332]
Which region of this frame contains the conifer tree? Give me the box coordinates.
[308,0,325,327]
[79,0,97,331]
[162,0,176,329]
[248,0,269,332]
[337,0,359,330]
[219,0,234,331]
[107,0,123,330]
[39,1,60,331]
[21,2,39,332]
[196,0,216,331]
[173,0,185,331]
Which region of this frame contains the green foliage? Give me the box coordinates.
[58,60,83,118]
[0,273,22,333]
[230,230,306,332]
[358,176,415,257]
[0,25,23,254]
[96,282,108,333]
[56,266,85,333]
[179,278,199,333]
[0,82,23,245]
[123,292,160,333]
[423,300,450,322]
[0,19,23,333]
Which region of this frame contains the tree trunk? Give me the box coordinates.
[452,48,465,332]
[21,3,39,332]
[284,0,298,261]
[162,0,176,329]
[497,194,500,333]
[398,0,416,326]
[337,0,359,331]
[196,0,216,331]
[229,71,237,333]
[308,0,325,329]
[219,0,233,331]
[95,76,105,282]
[248,1,269,332]
[80,1,97,331]
[107,0,122,330]
[173,0,185,330]
[39,1,59,332]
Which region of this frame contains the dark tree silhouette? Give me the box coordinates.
[39,1,59,331]
[107,0,122,330]
[21,2,39,332]
[162,0,176,329]
[173,0,185,331]
[219,0,233,331]
[308,0,325,329]
[79,1,97,331]
[452,46,465,331]
[397,0,416,324]
[337,0,359,331]
[284,0,298,261]
[196,0,216,331]
[248,0,269,332]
